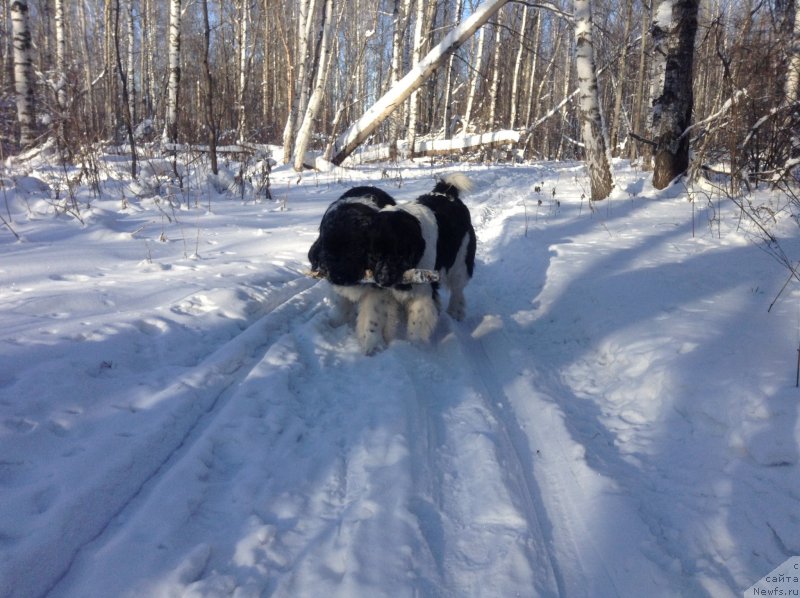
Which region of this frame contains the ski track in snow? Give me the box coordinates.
[2,162,799,597]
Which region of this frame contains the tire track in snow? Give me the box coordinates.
[393,333,561,597]
[32,276,325,598]
[449,321,567,596]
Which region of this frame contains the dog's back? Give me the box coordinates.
[416,176,476,276]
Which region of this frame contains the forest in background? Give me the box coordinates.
[2,0,799,199]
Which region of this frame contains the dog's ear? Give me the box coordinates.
[408,227,426,265]
[308,238,321,268]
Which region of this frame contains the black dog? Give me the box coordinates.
[308,186,400,354]
[368,174,476,342]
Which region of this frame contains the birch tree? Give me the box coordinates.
[406,0,427,156]
[201,0,218,174]
[510,6,529,129]
[463,23,486,133]
[387,0,407,157]
[628,1,651,160]
[11,0,36,147]
[236,0,251,143]
[282,0,317,163]
[126,0,137,125]
[574,0,613,200]
[650,0,700,189]
[114,0,137,177]
[164,0,181,144]
[487,8,504,129]
[785,0,800,106]
[609,0,633,156]
[53,0,67,119]
[292,0,336,170]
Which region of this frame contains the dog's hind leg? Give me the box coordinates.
[406,293,439,343]
[382,293,400,345]
[446,287,467,321]
[357,290,388,355]
[329,291,357,326]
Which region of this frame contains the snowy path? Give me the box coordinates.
[2,162,799,597]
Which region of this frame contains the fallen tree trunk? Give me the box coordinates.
[330,0,511,165]
[346,130,521,164]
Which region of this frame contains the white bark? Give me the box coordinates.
[488,8,504,128]
[164,0,181,144]
[406,0,426,155]
[442,0,464,139]
[650,0,700,189]
[237,0,250,143]
[54,0,67,115]
[463,25,486,133]
[292,0,335,171]
[785,0,800,105]
[282,0,318,163]
[609,0,633,155]
[387,0,406,155]
[509,6,528,128]
[127,0,136,124]
[11,0,36,147]
[524,9,542,129]
[574,0,613,200]
[557,30,573,160]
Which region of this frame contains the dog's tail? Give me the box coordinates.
[433,173,473,198]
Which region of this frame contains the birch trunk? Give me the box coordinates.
[282,0,317,163]
[54,0,67,116]
[650,0,700,189]
[237,0,250,143]
[292,0,335,171]
[785,0,800,106]
[523,9,542,130]
[387,0,406,158]
[165,0,181,145]
[77,0,99,136]
[114,0,137,177]
[11,0,36,147]
[332,0,511,165]
[509,6,528,129]
[126,0,137,125]
[574,0,614,200]
[442,0,464,139]
[628,0,651,160]
[556,33,573,160]
[488,8,504,129]
[52,0,68,151]
[406,0,426,156]
[463,25,486,133]
[609,0,633,156]
[201,0,218,175]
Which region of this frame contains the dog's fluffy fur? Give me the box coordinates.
[308,186,400,354]
[368,173,476,342]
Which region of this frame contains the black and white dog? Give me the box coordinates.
[368,173,476,343]
[308,186,400,354]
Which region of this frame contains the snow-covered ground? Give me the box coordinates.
[1,153,798,597]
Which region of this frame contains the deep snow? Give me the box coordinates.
[1,153,799,597]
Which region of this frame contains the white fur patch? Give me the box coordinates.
[442,173,473,193]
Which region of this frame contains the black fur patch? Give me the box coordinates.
[416,189,476,276]
[339,186,396,209]
[368,210,426,288]
[308,186,396,286]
